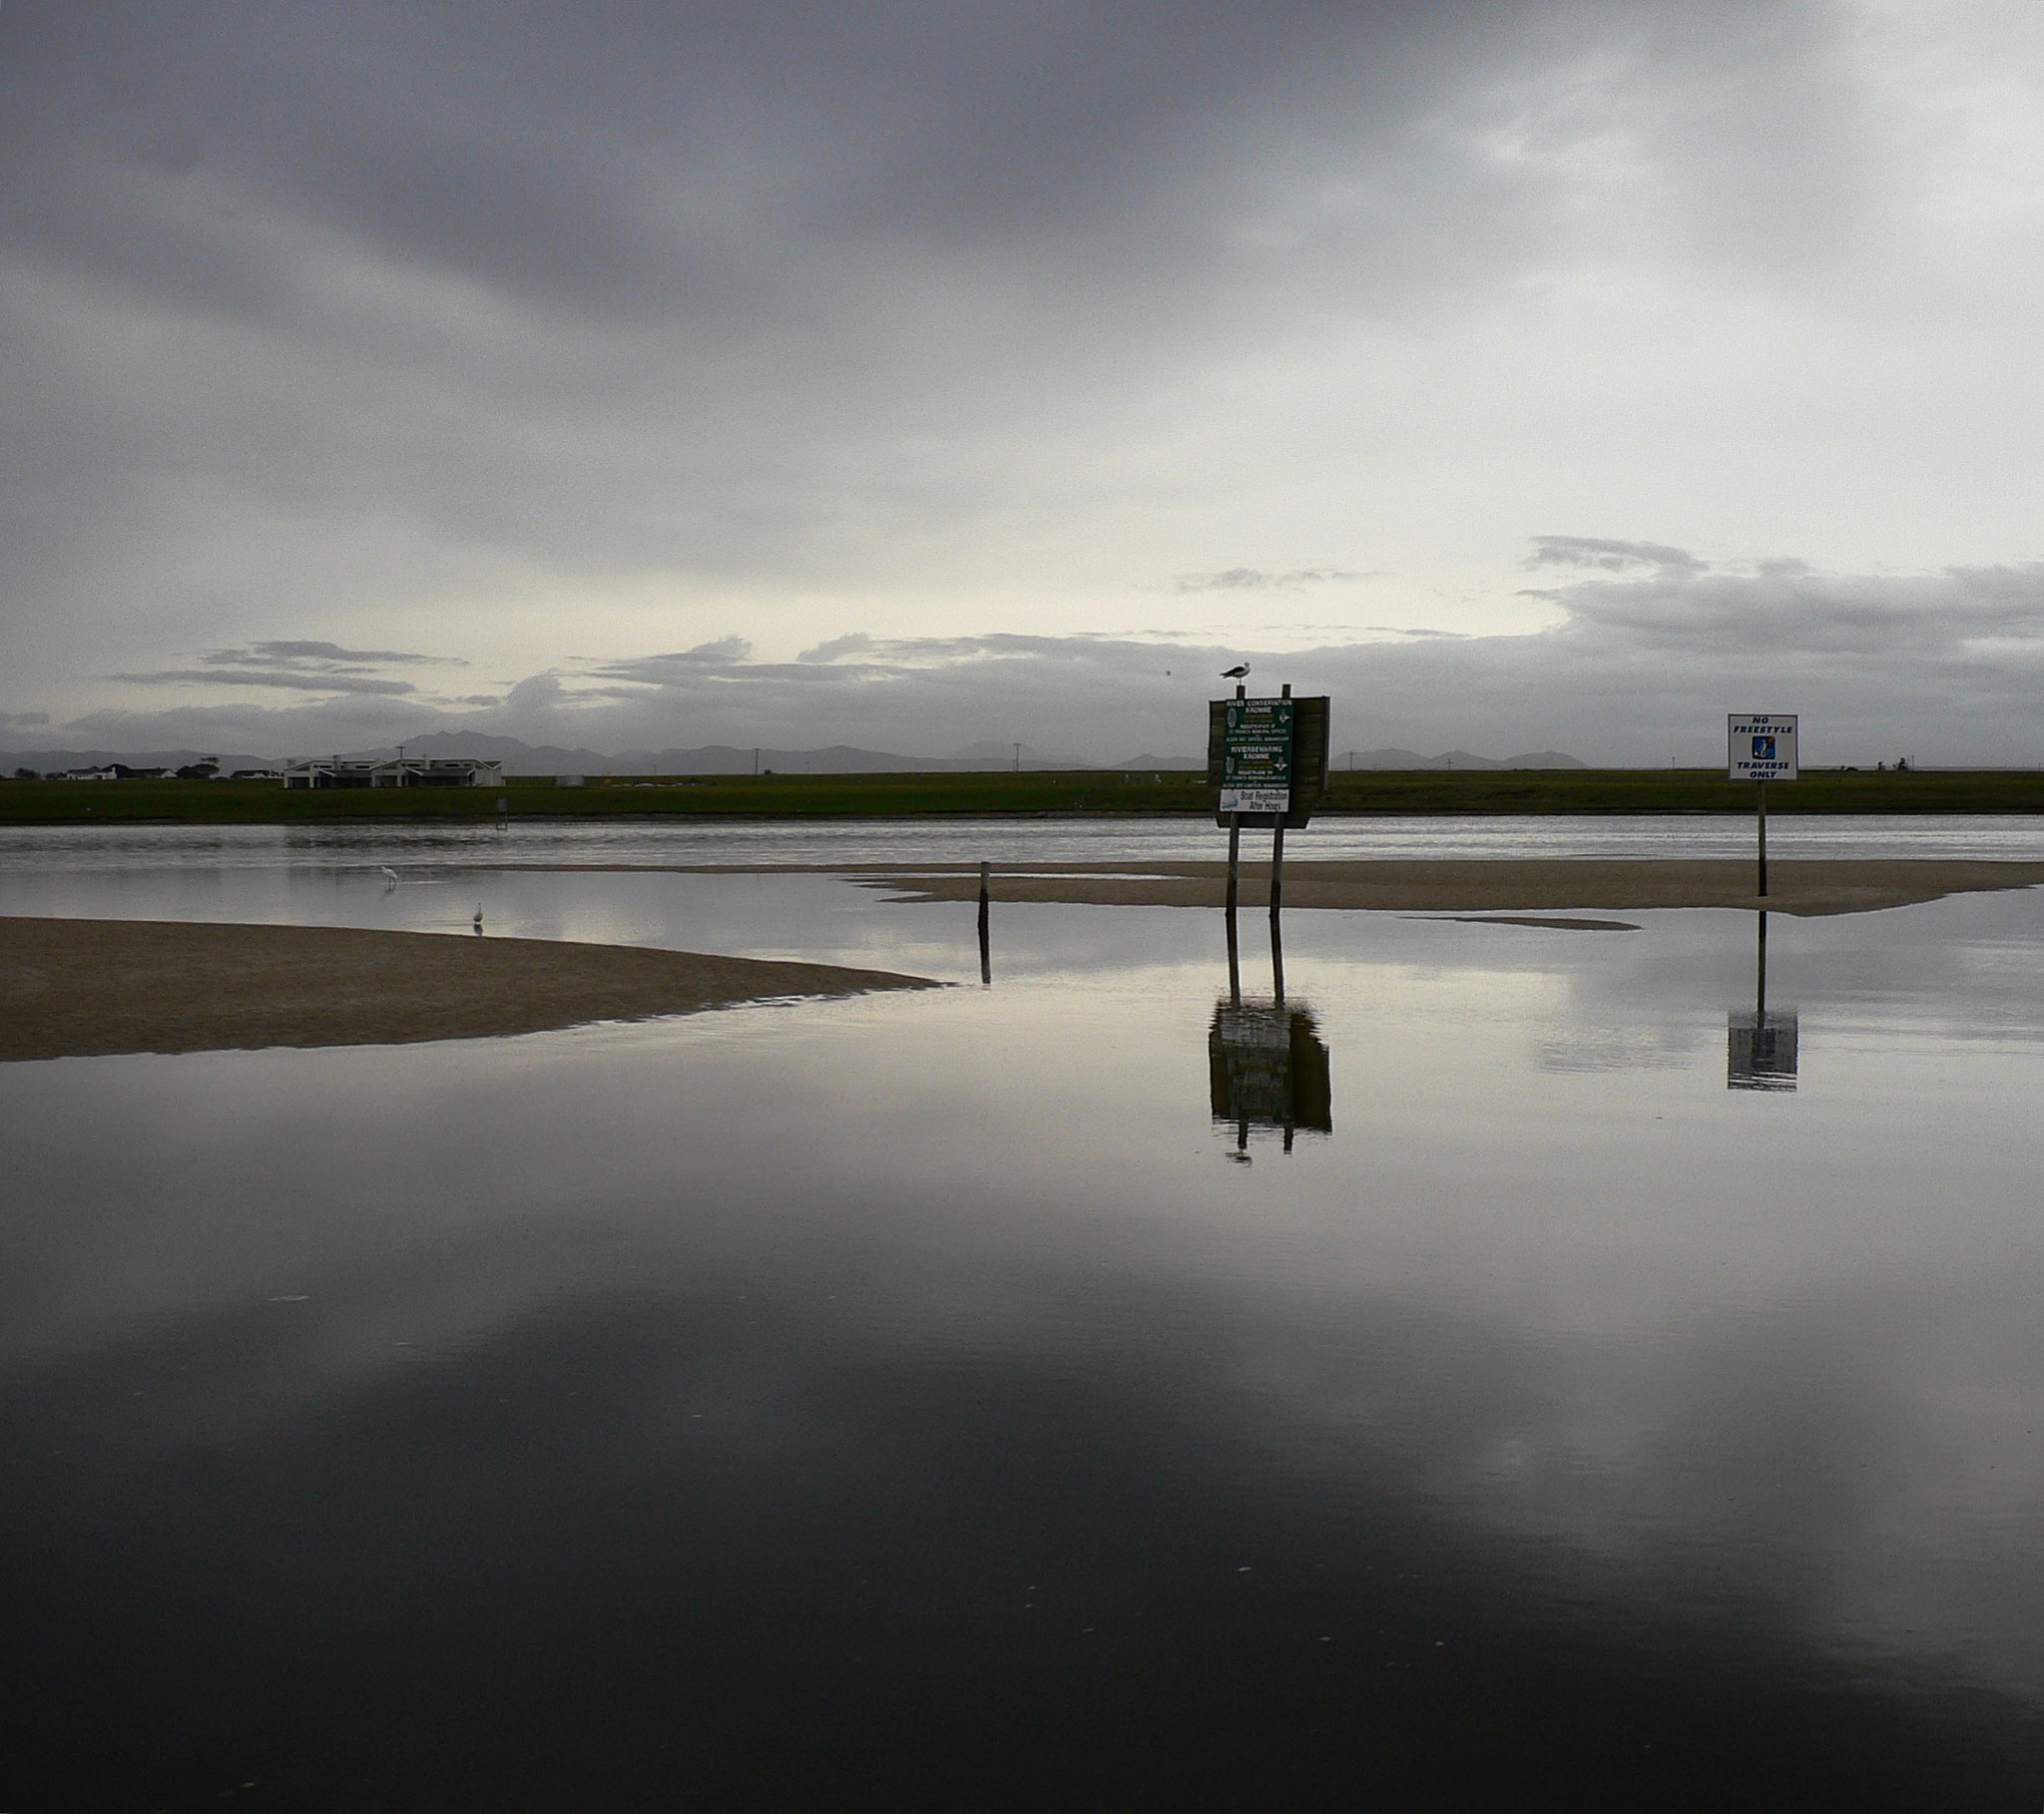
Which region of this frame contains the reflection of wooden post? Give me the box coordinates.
[978,860,991,987]
[1757,778,1769,898]
[1271,682,1289,931]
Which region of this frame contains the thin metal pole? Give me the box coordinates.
[1226,901,1241,1007]
[1270,905,1284,1004]
[977,860,991,987]
[1757,778,1769,898]
[1756,909,1768,1028]
[1226,812,1242,916]
[1270,818,1285,926]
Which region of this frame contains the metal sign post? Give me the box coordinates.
[1728,714,1797,898]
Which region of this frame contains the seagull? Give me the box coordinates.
[1220,663,1251,680]
[472,904,484,934]
[379,865,400,885]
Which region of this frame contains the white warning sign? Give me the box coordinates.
[1728,714,1797,782]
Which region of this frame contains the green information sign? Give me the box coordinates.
[1219,697,1294,814]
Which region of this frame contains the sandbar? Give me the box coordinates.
[849,857,2044,916]
[0,917,937,1063]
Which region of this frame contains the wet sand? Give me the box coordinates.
[851,857,2044,916]
[0,918,938,1063]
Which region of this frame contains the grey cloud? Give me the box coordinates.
[109,669,420,697]
[1525,537,1709,577]
[797,635,876,665]
[103,637,479,699]
[0,711,52,729]
[1548,563,2044,659]
[582,639,756,683]
[1172,568,1362,593]
[204,641,462,668]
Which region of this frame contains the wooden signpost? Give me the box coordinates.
[1208,685,1329,915]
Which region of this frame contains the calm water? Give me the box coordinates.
[5,828,2044,1808]
[10,808,2044,877]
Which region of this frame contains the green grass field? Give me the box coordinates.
[5,766,2044,822]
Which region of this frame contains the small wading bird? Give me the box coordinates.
[379,865,400,885]
[473,904,484,934]
[1220,663,1251,680]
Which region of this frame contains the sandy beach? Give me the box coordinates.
[10,857,2044,1061]
[0,917,938,1063]
[849,857,2044,916]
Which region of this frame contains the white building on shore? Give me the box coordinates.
[282,756,505,789]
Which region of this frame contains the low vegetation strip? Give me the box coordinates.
[864,858,2044,916]
[0,918,938,1062]
[8,767,2044,821]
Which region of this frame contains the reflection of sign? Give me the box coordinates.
[1728,1011,1798,1091]
[1219,697,1293,814]
[1207,695,1331,828]
[1728,714,1798,781]
[1209,1001,1332,1138]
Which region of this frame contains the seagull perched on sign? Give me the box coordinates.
[1220,663,1251,680]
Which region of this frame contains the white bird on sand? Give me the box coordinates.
[1220,663,1251,680]
[472,904,484,933]
[379,865,400,884]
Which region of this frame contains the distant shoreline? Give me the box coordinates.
[8,768,2044,823]
[857,857,2044,917]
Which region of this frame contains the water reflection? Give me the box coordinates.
[1209,999,1333,1156]
[15,868,2044,1803]
[978,861,991,986]
[1730,910,1799,1092]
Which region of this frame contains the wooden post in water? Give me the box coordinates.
[978,860,991,987]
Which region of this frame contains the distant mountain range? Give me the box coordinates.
[3,734,1587,776]
[1335,748,1587,770]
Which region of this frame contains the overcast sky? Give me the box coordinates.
[5,0,2043,761]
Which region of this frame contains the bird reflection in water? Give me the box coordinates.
[1728,909,1798,1091]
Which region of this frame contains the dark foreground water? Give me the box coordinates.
[6,845,2044,1809]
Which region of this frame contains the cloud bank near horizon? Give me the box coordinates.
[25,555,2044,766]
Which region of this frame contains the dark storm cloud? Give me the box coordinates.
[0,0,1866,614]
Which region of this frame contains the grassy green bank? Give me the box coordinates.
[7,767,2044,823]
